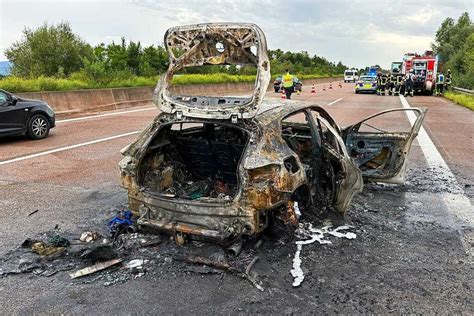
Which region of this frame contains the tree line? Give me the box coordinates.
[433,12,473,89]
[4,22,346,82]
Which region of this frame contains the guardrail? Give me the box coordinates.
[453,87,474,95]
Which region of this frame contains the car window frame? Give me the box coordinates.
[0,91,10,106]
[315,113,350,159]
[281,109,322,158]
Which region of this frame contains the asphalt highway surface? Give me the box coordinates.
[0,82,472,314]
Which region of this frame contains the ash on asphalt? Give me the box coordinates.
[1,167,472,313]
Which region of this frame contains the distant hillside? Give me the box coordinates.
[0,61,12,76]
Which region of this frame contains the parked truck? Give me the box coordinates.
[395,51,438,95]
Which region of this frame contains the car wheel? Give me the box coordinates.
[27,114,50,140]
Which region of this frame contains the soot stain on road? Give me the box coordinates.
[0,165,472,313]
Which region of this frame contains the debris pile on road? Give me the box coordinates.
[0,206,362,291]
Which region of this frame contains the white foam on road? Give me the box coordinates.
[290,223,356,287]
[56,107,156,123]
[0,131,141,166]
[399,95,473,258]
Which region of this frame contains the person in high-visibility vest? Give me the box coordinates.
[436,72,445,96]
[404,69,415,97]
[376,73,382,95]
[445,69,452,91]
[395,74,403,96]
[282,69,295,99]
[380,74,388,96]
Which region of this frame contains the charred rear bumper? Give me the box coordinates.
[127,191,269,242]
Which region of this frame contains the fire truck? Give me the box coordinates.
[391,51,438,95]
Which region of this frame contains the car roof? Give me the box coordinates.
[256,99,335,126]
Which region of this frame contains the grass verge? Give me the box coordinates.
[444,91,474,110]
[0,73,341,93]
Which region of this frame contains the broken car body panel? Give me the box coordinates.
[119,23,426,242]
[343,108,426,184]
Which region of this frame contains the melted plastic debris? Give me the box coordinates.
[294,201,301,219]
[290,222,356,287]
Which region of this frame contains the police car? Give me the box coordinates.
[355,75,377,94]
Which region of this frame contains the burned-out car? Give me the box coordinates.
[119,23,425,243]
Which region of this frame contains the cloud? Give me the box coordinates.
[0,0,472,68]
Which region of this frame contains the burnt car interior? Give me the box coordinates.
[138,122,249,201]
[281,110,344,209]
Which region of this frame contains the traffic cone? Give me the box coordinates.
[329,82,333,89]
[310,84,316,93]
[338,82,342,88]
[281,90,286,99]
[323,85,326,91]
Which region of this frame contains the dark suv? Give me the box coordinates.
[0,89,55,139]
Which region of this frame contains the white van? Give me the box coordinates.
[344,70,358,83]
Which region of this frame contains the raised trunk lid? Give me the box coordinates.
[153,23,271,121]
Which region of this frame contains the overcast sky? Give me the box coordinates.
[0,0,472,68]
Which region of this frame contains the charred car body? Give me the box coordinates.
[119,23,426,243]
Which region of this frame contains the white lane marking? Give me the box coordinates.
[0,131,141,166]
[400,95,473,258]
[56,107,156,123]
[327,97,343,106]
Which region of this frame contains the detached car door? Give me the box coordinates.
[343,108,426,183]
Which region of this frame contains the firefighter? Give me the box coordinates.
[395,73,403,96]
[387,73,393,95]
[445,69,452,91]
[379,74,388,96]
[376,73,382,95]
[388,73,397,95]
[404,69,415,97]
[282,69,295,99]
[435,72,445,96]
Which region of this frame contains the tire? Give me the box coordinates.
[27,114,50,140]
